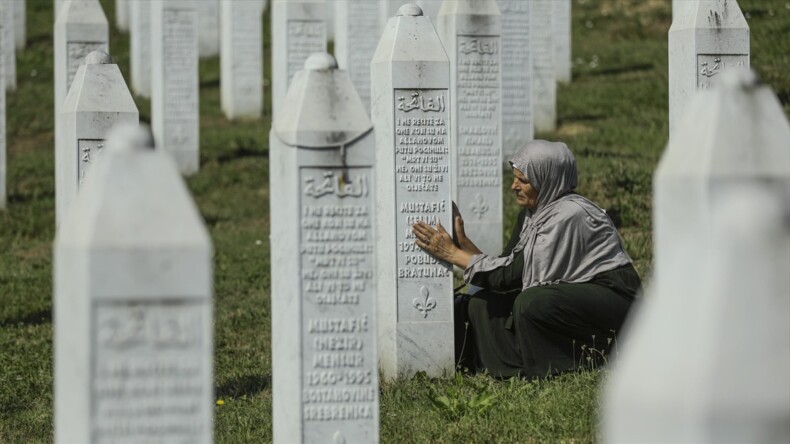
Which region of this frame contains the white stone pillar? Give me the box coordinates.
[151,0,200,175]
[1,0,15,91]
[14,0,24,51]
[603,70,790,443]
[115,0,128,32]
[197,0,219,58]
[531,0,555,133]
[498,0,533,159]
[55,0,67,18]
[668,0,749,138]
[438,0,503,255]
[220,0,263,119]
[56,51,139,225]
[270,52,379,444]
[372,3,454,379]
[129,0,151,97]
[553,0,571,83]
[334,0,379,115]
[271,0,326,120]
[54,124,214,444]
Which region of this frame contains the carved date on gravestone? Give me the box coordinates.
[287,20,325,85]
[697,54,748,90]
[163,8,197,150]
[456,35,500,221]
[67,42,107,88]
[78,139,105,186]
[92,301,208,442]
[299,167,377,435]
[394,89,452,323]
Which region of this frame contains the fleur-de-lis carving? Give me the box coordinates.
[471,193,489,219]
[413,286,437,318]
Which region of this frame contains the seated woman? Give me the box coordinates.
[412,140,641,379]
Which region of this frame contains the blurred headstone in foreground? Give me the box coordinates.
[55,124,214,444]
[270,53,379,444]
[604,69,790,444]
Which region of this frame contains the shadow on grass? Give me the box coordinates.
[576,63,654,79]
[0,308,51,328]
[216,373,270,399]
[216,147,268,164]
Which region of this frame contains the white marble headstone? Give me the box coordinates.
[553,0,571,83]
[151,0,200,174]
[372,3,455,379]
[603,70,790,443]
[129,0,151,97]
[114,0,128,32]
[14,0,24,51]
[196,0,219,58]
[56,51,139,225]
[220,0,263,119]
[531,0,556,133]
[334,0,379,115]
[54,124,214,444]
[1,0,15,91]
[438,0,503,255]
[270,53,380,444]
[271,0,327,120]
[668,0,749,137]
[55,0,67,17]
[0,13,4,210]
[497,0,533,159]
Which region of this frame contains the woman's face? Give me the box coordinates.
[512,168,539,208]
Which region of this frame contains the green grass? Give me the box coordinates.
[1,0,788,442]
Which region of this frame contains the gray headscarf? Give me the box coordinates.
[465,140,632,289]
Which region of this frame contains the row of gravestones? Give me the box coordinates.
[45,0,788,443]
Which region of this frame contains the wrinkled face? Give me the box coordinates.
[512,167,539,209]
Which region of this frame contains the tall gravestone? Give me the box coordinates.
[129,0,151,97]
[114,0,128,32]
[197,0,219,58]
[603,70,790,443]
[220,0,263,119]
[270,53,379,444]
[498,0,533,159]
[14,0,24,51]
[334,0,379,115]
[56,51,139,225]
[553,0,571,83]
[531,0,556,133]
[0,14,4,210]
[272,0,326,120]
[55,124,214,444]
[438,0,503,255]
[151,0,200,174]
[668,0,749,137]
[1,0,15,91]
[372,4,454,379]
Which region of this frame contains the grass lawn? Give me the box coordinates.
[1,0,788,442]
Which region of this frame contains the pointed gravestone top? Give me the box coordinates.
[84,49,111,65]
[397,3,423,16]
[274,53,372,148]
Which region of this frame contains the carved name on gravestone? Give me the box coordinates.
[221,0,263,119]
[272,0,327,119]
[197,0,219,58]
[604,70,790,444]
[151,0,200,174]
[57,51,139,225]
[372,4,454,379]
[1,0,15,90]
[55,124,214,444]
[553,0,571,83]
[270,53,379,444]
[130,0,151,97]
[668,0,749,137]
[14,0,24,51]
[531,0,556,133]
[334,0,379,114]
[498,0,533,159]
[438,0,503,255]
